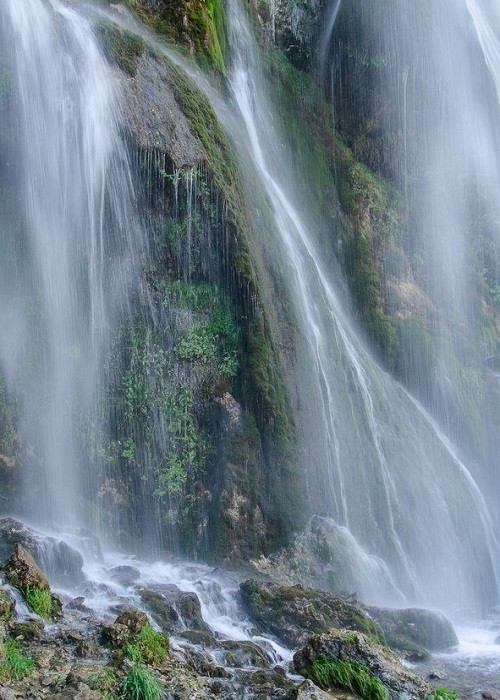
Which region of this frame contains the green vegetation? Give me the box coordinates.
[25,586,55,622]
[122,664,163,700]
[125,623,169,665]
[127,0,227,74]
[155,384,212,497]
[429,688,460,700]
[95,22,146,76]
[305,659,390,700]
[0,638,35,681]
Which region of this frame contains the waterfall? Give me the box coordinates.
[0,0,143,525]
[225,0,499,611]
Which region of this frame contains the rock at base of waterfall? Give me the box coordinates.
[139,584,211,633]
[366,606,458,655]
[239,579,385,648]
[5,543,50,592]
[0,517,84,587]
[293,629,431,700]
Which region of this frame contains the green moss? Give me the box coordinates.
[0,638,35,681]
[95,22,146,76]
[429,688,460,700]
[127,0,227,74]
[305,659,390,700]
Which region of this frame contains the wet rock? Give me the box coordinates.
[101,607,148,648]
[0,518,84,587]
[293,629,431,700]
[367,606,458,652]
[0,587,15,621]
[107,565,140,587]
[139,584,210,633]
[11,619,44,640]
[290,679,333,700]
[66,596,89,612]
[236,668,294,697]
[429,670,446,680]
[212,640,271,669]
[5,543,50,591]
[75,638,102,658]
[178,630,217,646]
[251,516,399,601]
[115,608,148,634]
[181,646,231,679]
[240,579,385,648]
[0,688,16,700]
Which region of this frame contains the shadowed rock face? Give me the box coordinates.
[293,629,431,700]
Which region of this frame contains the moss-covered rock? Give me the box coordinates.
[239,580,385,648]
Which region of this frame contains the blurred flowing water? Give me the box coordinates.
[0,0,143,524]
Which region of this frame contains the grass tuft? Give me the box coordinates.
[0,638,35,680]
[122,664,163,700]
[306,658,390,700]
[125,623,169,666]
[25,586,54,622]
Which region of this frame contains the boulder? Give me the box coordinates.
[366,606,457,653]
[101,607,148,647]
[293,629,431,700]
[0,518,84,587]
[251,517,401,602]
[215,640,271,669]
[240,580,385,648]
[107,565,140,587]
[139,584,210,633]
[5,543,49,591]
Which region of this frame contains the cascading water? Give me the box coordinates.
[0,0,143,526]
[224,0,500,612]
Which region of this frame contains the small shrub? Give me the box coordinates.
[306,658,390,700]
[122,664,163,700]
[125,623,169,666]
[25,587,54,621]
[0,638,35,680]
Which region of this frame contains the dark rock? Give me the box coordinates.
[178,629,217,646]
[76,638,102,659]
[101,607,148,648]
[0,518,84,587]
[107,565,140,587]
[293,629,431,700]
[5,543,49,591]
[101,621,130,648]
[367,606,458,652]
[10,619,44,640]
[235,668,294,696]
[115,608,148,634]
[139,584,210,633]
[66,596,87,611]
[215,640,271,669]
[181,646,231,679]
[240,579,385,648]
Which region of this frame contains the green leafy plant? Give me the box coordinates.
[25,587,54,622]
[122,664,163,700]
[0,638,35,680]
[305,659,390,700]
